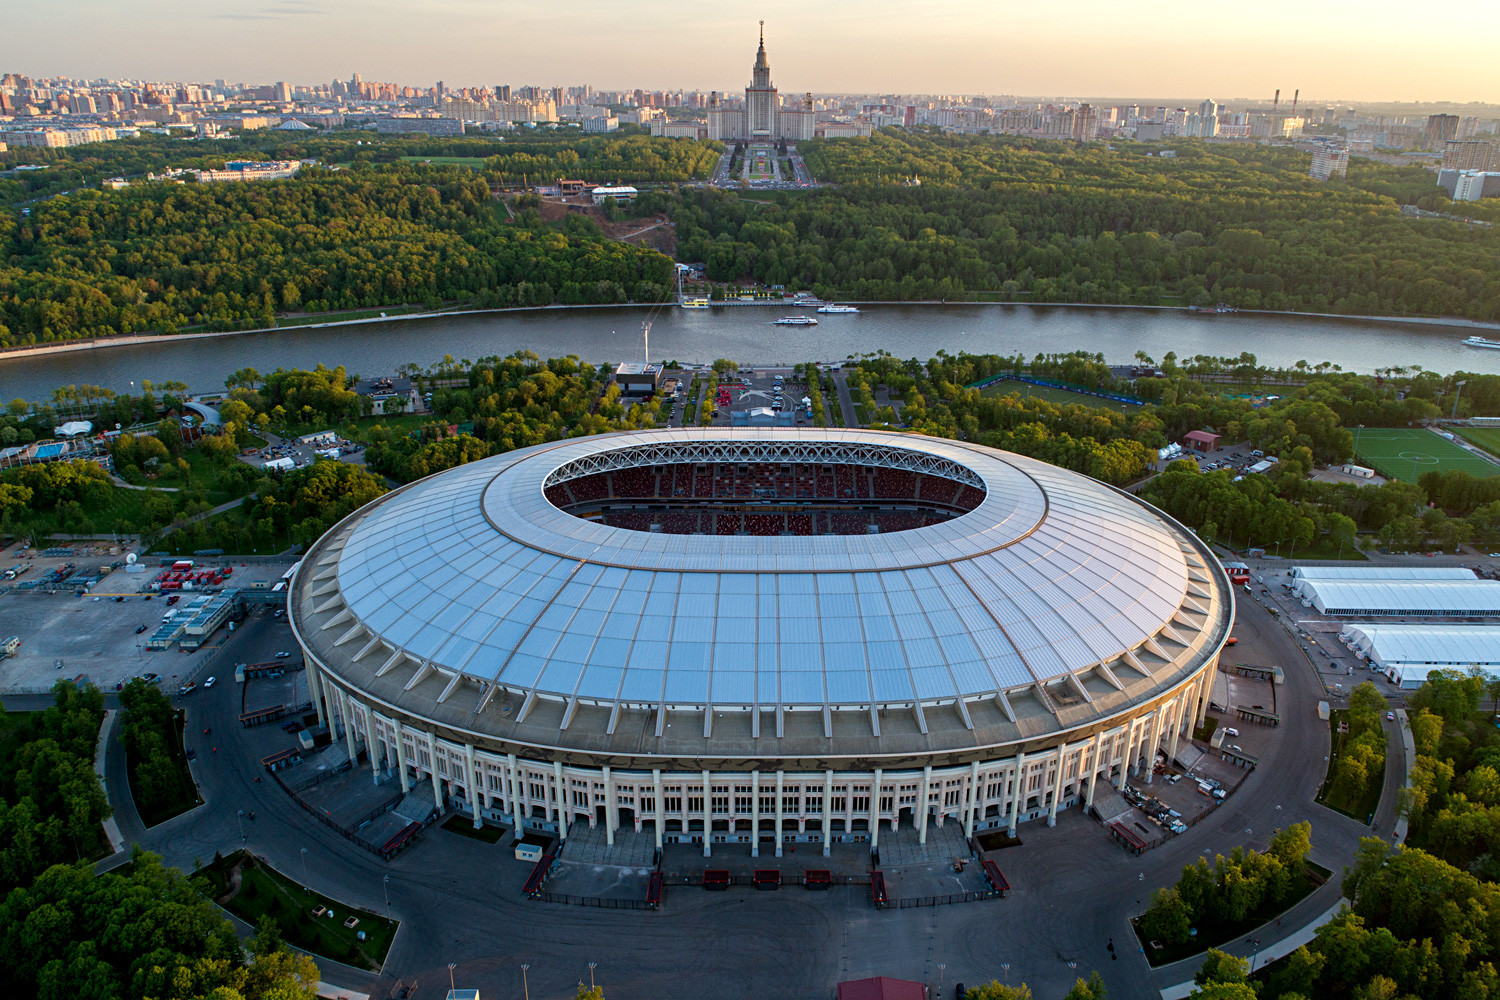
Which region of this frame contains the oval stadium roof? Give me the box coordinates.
[313,429,1224,726]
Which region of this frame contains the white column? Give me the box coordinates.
[554,760,568,841]
[339,690,358,766]
[822,770,834,858]
[775,770,785,858]
[962,761,979,839]
[1085,731,1105,810]
[466,744,482,828]
[701,770,712,858]
[1167,691,1184,762]
[602,765,615,846]
[1115,730,1129,790]
[869,769,882,850]
[918,765,932,845]
[366,705,382,784]
[652,769,664,850]
[427,730,442,805]
[394,722,410,794]
[1008,753,1026,835]
[307,664,327,728]
[751,770,760,858]
[1145,707,1165,784]
[1048,743,1068,826]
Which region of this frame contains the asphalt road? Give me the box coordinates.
[69,571,1407,1000]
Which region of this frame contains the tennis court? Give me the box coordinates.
[1352,428,1500,482]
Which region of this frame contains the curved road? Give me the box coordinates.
[73,585,1404,1000]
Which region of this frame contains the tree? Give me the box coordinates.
[1061,972,1107,1000]
[962,983,1033,1000]
[1194,949,1249,986]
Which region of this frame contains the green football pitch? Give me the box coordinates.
[1352,428,1500,482]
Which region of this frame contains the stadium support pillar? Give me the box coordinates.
[652,769,664,850]
[339,690,358,766]
[822,770,834,857]
[1115,730,1129,791]
[364,704,380,784]
[962,761,979,840]
[918,765,932,845]
[1168,691,1184,763]
[1008,753,1026,836]
[1196,670,1211,728]
[869,768,882,851]
[605,766,616,847]
[466,744,482,829]
[427,730,442,806]
[393,721,409,794]
[775,770,785,858]
[507,753,524,834]
[1085,731,1105,811]
[702,770,712,857]
[1048,743,1067,826]
[751,770,760,857]
[1145,708,1165,784]
[555,761,568,843]
[307,664,327,729]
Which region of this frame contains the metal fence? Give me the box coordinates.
[888,888,999,908]
[534,891,656,911]
[661,872,871,887]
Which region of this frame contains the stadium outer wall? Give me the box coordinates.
[289,431,1234,857]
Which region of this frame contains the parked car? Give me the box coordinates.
[276,650,291,659]
[134,624,148,634]
[203,676,216,689]
[1386,711,1396,721]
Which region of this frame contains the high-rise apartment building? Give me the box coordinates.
[1442,139,1498,172]
[1425,114,1459,148]
[1309,144,1349,181]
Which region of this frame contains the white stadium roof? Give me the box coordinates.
[314,429,1228,726]
[1302,579,1500,616]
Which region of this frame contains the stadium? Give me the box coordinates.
[290,428,1233,857]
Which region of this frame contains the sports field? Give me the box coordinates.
[1453,425,1500,460]
[978,378,1141,414]
[399,156,487,168]
[1352,428,1500,482]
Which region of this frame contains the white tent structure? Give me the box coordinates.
[1340,624,1500,688]
[54,420,93,438]
[1289,566,1475,600]
[1300,579,1500,617]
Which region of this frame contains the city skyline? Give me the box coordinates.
[8,0,1500,104]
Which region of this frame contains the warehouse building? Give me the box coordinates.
[1298,579,1500,617]
[1339,624,1500,688]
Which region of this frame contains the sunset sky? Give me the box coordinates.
[8,0,1499,104]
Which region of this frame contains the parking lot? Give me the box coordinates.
[0,555,297,696]
[702,368,813,426]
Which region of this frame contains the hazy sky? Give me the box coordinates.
[7,0,1499,103]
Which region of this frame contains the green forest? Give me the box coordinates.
[0,161,675,347]
[4,127,1499,348]
[667,132,1500,316]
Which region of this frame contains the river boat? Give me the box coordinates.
[1193,303,1238,314]
[1463,335,1500,349]
[680,297,710,309]
[816,304,860,314]
[772,315,818,326]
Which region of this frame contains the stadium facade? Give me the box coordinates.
[290,429,1233,856]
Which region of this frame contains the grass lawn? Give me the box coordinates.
[196,851,398,970]
[1136,863,1329,967]
[399,155,488,168]
[979,377,1143,414]
[1316,710,1386,823]
[1281,537,1369,561]
[126,708,202,828]
[441,814,508,844]
[1453,425,1500,460]
[1193,717,1220,742]
[1353,427,1500,482]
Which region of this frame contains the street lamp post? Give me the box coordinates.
[300,847,307,884]
[588,962,597,990]
[447,964,456,994]
[1249,937,1262,973]
[383,875,390,917]
[1453,380,1468,420]
[521,964,531,1000]
[937,963,946,999]
[237,809,246,846]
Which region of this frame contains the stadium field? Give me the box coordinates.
[1352,428,1500,482]
[1453,425,1500,460]
[978,378,1140,414]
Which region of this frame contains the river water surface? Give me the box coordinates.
[2,304,1497,399]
